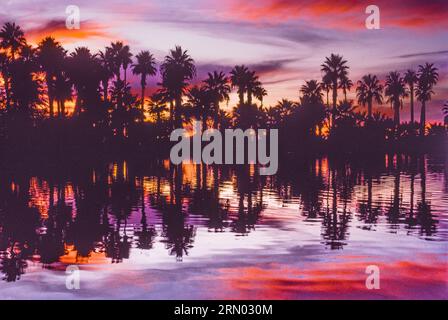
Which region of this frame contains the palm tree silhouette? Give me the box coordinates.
[300,80,323,105]
[66,47,102,116]
[416,63,439,136]
[254,85,268,107]
[321,54,349,126]
[148,92,168,125]
[108,41,132,82]
[339,75,353,102]
[53,67,72,118]
[37,37,66,118]
[404,69,418,123]
[186,85,213,131]
[356,74,383,120]
[321,74,332,108]
[230,65,249,105]
[385,71,407,126]
[0,22,26,60]
[98,47,115,103]
[203,71,230,127]
[160,46,196,128]
[132,50,157,113]
[8,44,42,115]
[245,70,261,105]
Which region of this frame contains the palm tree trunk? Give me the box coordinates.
[175,95,182,128]
[141,84,145,112]
[49,96,54,118]
[332,81,337,126]
[420,100,426,136]
[247,91,252,105]
[394,100,400,126]
[368,99,373,120]
[238,89,244,106]
[103,80,109,102]
[61,100,65,119]
[410,87,414,123]
[169,100,174,127]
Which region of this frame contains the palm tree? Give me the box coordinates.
[416,63,439,136]
[404,69,418,123]
[186,85,213,131]
[53,68,72,118]
[230,65,249,105]
[254,85,267,107]
[37,37,66,118]
[160,46,196,127]
[300,80,323,105]
[66,47,102,117]
[108,41,132,82]
[203,71,231,128]
[245,70,261,105]
[0,22,26,60]
[321,74,332,108]
[120,45,132,84]
[268,99,296,126]
[148,93,168,126]
[98,47,115,102]
[339,75,353,102]
[321,54,349,125]
[356,74,383,120]
[385,71,407,126]
[132,50,157,112]
[8,44,42,115]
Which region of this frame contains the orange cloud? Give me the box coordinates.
[220,0,448,30]
[26,20,109,45]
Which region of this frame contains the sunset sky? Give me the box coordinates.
[1,0,447,121]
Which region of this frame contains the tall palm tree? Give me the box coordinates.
[132,50,157,112]
[321,74,332,108]
[160,46,196,127]
[98,47,115,102]
[356,74,383,120]
[8,44,42,115]
[254,85,267,107]
[37,37,66,118]
[300,80,323,105]
[321,54,349,125]
[245,70,261,105]
[230,65,249,106]
[339,75,353,102]
[0,22,26,60]
[385,71,407,126]
[66,47,102,117]
[108,41,132,82]
[120,45,132,84]
[404,69,418,123]
[53,67,72,118]
[416,63,439,136]
[203,71,231,127]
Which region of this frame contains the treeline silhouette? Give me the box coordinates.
[0,22,446,160]
[0,154,440,281]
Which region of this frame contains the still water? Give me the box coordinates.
[0,154,447,299]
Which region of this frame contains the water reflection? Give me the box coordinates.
[0,154,446,284]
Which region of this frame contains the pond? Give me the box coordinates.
[0,154,447,299]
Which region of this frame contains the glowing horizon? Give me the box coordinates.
[1,0,447,121]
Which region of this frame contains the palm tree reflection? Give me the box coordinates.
[0,155,443,281]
